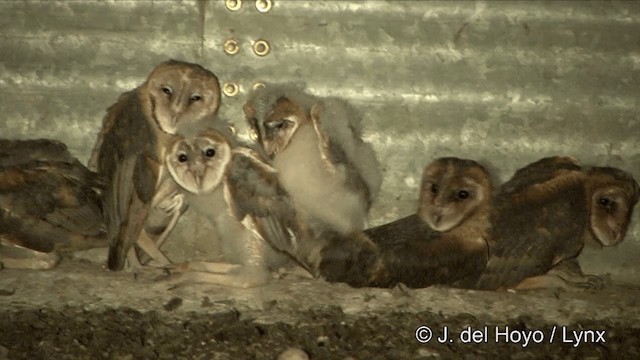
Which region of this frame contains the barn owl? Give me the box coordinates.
[243,84,382,236]
[417,157,494,232]
[583,166,639,247]
[0,153,106,269]
[162,123,295,287]
[322,157,494,288]
[474,159,639,291]
[89,59,221,272]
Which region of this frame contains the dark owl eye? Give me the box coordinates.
[266,120,287,130]
[430,184,439,194]
[190,94,202,102]
[178,153,188,162]
[457,190,470,200]
[205,148,216,157]
[598,197,613,208]
[162,86,173,96]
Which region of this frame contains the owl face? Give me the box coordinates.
[245,96,305,158]
[145,60,221,135]
[166,129,232,195]
[586,167,639,246]
[418,157,493,232]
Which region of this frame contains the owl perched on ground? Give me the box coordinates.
[162,123,298,287]
[0,138,77,167]
[0,146,107,270]
[474,158,639,291]
[89,59,221,272]
[318,157,494,288]
[243,84,382,236]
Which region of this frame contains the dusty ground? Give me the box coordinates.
[1,251,639,360]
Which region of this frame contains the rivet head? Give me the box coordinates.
[252,82,266,90]
[223,82,240,97]
[223,39,240,55]
[253,39,270,57]
[226,0,242,11]
[255,0,272,13]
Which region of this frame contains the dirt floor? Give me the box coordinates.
[1,251,639,360]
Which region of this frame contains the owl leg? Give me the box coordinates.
[165,265,272,289]
[173,261,242,274]
[512,272,604,291]
[135,231,172,267]
[0,243,60,270]
[153,193,185,249]
[512,274,571,290]
[137,189,186,266]
[135,195,182,267]
[546,259,605,290]
[125,246,170,279]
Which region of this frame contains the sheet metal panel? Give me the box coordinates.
[0,1,638,272]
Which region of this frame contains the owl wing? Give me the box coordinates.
[0,138,76,167]
[309,100,381,208]
[0,161,107,253]
[95,90,161,270]
[361,214,488,288]
[474,180,588,290]
[88,92,131,171]
[223,147,315,270]
[500,156,581,194]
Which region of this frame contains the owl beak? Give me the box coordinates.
[263,141,276,158]
[191,163,206,189]
[430,210,443,227]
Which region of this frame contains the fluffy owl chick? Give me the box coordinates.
[164,124,292,288]
[89,59,221,272]
[0,159,107,269]
[243,84,381,235]
[0,138,77,167]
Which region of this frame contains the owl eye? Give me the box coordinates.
[456,190,470,200]
[178,153,188,162]
[430,184,439,194]
[266,120,288,130]
[205,148,216,157]
[598,197,613,208]
[190,94,202,102]
[162,86,173,96]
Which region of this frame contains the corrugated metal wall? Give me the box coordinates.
[1,0,639,278]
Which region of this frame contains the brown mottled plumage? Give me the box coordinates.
[474,158,639,291]
[0,138,77,167]
[0,156,106,269]
[89,59,221,272]
[319,157,493,288]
